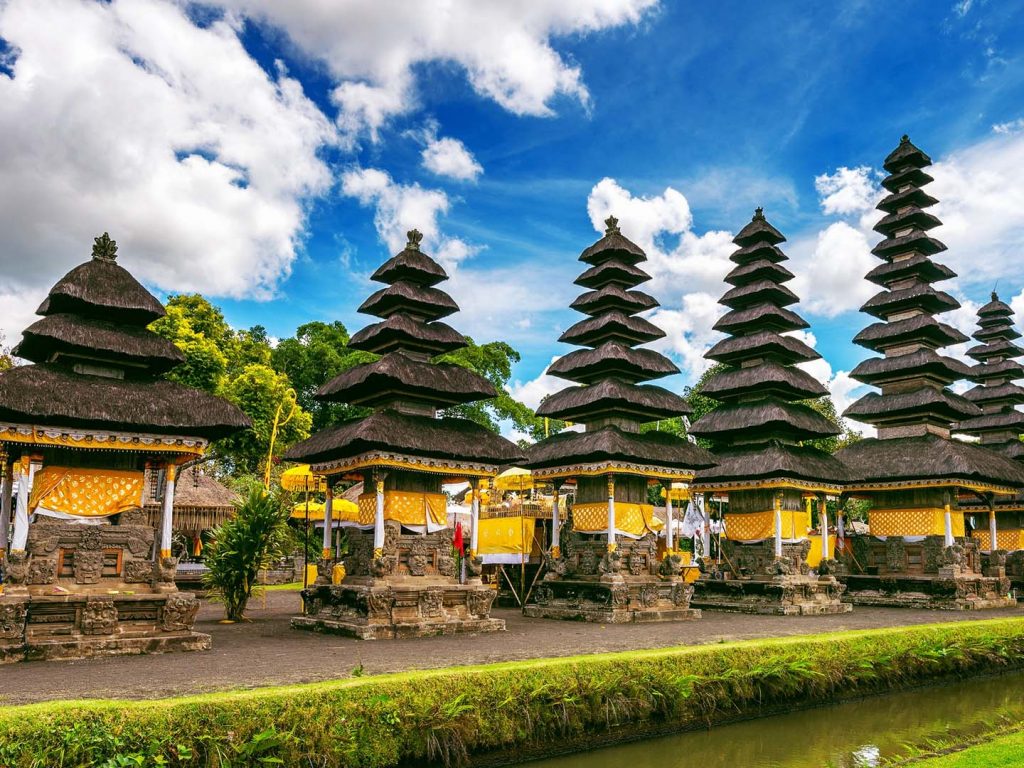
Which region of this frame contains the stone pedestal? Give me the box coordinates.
[840,535,1015,610]
[691,540,850,615]
[291,524,504,639]
[522,533,700,623]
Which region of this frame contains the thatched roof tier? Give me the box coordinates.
[844,388,980,425]
[963,383,1024,407]
[849,349,972,387]
[558,310,665,347]
[877,185,939,214]
[967,340,1024,363]
[724,259,795,286]
[535,378,690,423]
[693,443,852,488]
[370,245,448,287]
[978,295,1014,318]
[547,342,679,384]
[144,466,238,531]
[578,217,646,266]
[837,433,1024,490]
[973,359,1024,383]
[36,238,166,325]
[357,280,460,321]
[732,208,784,247]
[573,260,652,290]
[864,254,956,287]
[569,285,658,316]
[0,363,250,440]
[688,398,840,443]
[283,409,523,467]
[869,230,947,260]
[15,313,185,374]
[348,313,467,356]
[713,303,809,335]
[955,410,1024,434]
[853,315,968,353]
[872,207,942,237]
[526,425,715,474]
[883,134,932,171]
[729,241,787,266]
[705,329,819,367]
[316,352,497,408]
[699,362,827,402]
[880,165,934,193]
[720,279,799,310]
[860,284,959,319]
[975,324,1022,343]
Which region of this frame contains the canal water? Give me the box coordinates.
[529,670,1024,768]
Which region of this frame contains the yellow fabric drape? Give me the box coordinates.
[572,502,663,537]
[290,499,359,521]
[971,529,1024,552]
[29,467,144,518]
[805,534,836,568]
[356,491,447,527]
[478,517,536,555]
[724,509,811,541]
[869,508,965,538]
[280,465,326,492]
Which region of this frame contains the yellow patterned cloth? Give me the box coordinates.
[572,502,664,537]
[869,508,965,537]
[478,517,536,555]
[971,529,1024,551]
[805,534,836,568]
[29,466,144,518]
[724,509,811,541]
[356,491,447,527]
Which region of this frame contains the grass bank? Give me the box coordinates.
[2,618,1024,768]
[899,728,1024,767]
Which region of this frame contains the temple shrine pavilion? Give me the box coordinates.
[0,234,249,662]
[688,209,852,615]
[952,293,1024,586]
[837,136,1024,610]
[523,216,716,623]
[285,229,522,639]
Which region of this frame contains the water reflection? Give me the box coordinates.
[529,671,1024,768]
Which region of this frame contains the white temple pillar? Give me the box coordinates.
[373,472,386,556]
[773,493,783,559]
[819,495,830,564]
[664,484,674,553]
[0,457,12,553]
[701,492,711,560]
[160,463,176,559]
[943,494,954,548]
[551,483,561,557]
[469,478,480,557]
[11,455,32,552]
[607,475,616,552]
[322,483,333,559]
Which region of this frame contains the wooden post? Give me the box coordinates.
[160,463,177,559]
[322,484,333,559]
[606,475,616,552]
[550,483,561,558]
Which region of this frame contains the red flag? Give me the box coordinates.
[453,522,464,555]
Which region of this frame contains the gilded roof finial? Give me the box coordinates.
[92,232,118,262]
[753,207,764,220]
[604,215,619,234]
[406,229,423,251]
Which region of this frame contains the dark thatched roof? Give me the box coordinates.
[883,135,932,173]
[852,315,968,353]
[569,285,657,316]
[171,466,239,509]
[694,443,852,486]
[578,218,646,266]
[864,253,955,287]
[535,378,691,422]
[724,259,795,286]
[963,383,1024,406]
[558,310,665,347]
[688,399,840,443]
[316,352,497,408]
[979,295,1014,317]
[729,242,787,266]
[880,165,934,193]
[574,260,652,290]
[547,342,679,384]
[370,247,448,287]
[877,185,939,214]
[974,324,1022,343]
[713,303,808,335]
[348,313,466,356]
[954,410,1024,433]
[849,349,972,387]
[860,284,959,319]
[0,363,251,440]
[699,362,827,402]
[283,409,524,466]
[967,340,1024,362]
[974,360,1024,382]
[732,208,784,247]
[844,388,980,423]
[358,280,459,321]
[837,433,1024,488]
[873,207,942,237]
[720,279,798,310]
[37,254,166,325]
[706,330,819,366]
[526,425,716,472]
[870,230,947,260]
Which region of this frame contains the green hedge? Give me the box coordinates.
[3,618,1024,768]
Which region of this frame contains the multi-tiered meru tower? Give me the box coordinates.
[524,216,716,623]
[286,230,522,639]
[837,136,1023,609]
[953,293,1024,586]
[688,209,852,614]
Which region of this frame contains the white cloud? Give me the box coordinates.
[340,167,477,272]
[0,0,335,343]
[507,358,566,411]
[213,0,658,142]
[992,118,1024,135]
[790,222,876,318]
[422,136,483,182]
[814,166,881,216]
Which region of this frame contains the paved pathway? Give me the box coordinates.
[2,591,1022,705]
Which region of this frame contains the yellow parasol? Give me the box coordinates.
[280,465,326,493]
[493,467,534,493]
[291,499,358,522]
[659,482,690,502]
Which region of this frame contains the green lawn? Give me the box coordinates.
[909,729,1024,767]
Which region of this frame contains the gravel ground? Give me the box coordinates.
[2,591,1021,706]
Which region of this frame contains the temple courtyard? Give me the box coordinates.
[3,589,1022,706]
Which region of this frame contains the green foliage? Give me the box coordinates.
[203,484,291,622]
[4,620,1024,767]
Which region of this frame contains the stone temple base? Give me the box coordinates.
[523,575,699,623]
[292,580,504,640]
[841,573,1015,610]
[692,575,851,615]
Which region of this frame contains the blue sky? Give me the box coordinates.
[1,0,1023,426]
